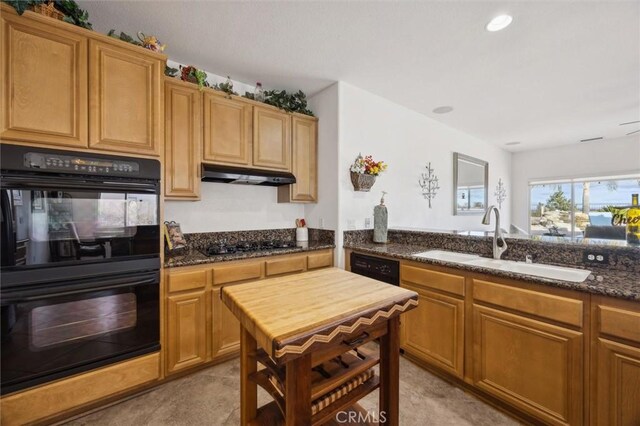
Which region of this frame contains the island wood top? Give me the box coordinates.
[221,268,418,364]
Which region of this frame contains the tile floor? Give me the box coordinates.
[65,354,519,425]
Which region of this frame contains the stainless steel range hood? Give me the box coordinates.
[201,164,296,186]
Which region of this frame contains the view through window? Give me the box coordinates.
[529,175,640,240]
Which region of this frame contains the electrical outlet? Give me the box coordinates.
[583,251,609,264]
[364,218,371,228]
[319,218,324,229]
[347,219,356,230]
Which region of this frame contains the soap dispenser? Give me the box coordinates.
[373,191,388,243]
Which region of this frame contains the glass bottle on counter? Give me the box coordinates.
[254,82,265,102]
[626,193,640,245]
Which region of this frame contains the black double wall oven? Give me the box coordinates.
[0,145,161,395]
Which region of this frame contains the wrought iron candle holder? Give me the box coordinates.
[419,162,440,208]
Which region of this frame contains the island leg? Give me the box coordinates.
[285,353,312,425]
[241,328,257,425]
[379,316,400,426]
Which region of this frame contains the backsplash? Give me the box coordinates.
[344,229,640,273]
[186,228,335,250]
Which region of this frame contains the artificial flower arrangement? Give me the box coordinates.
[350,153,388,191]
[350,154,388,176]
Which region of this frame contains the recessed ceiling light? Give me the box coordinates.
[486,15,513,32]
[433,106,453,114]
[505,141,521,146]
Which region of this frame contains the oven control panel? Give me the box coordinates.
[24,152,140,175]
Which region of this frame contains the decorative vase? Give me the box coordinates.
[350,172,377,192]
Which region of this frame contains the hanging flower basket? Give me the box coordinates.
[350,171,377,192]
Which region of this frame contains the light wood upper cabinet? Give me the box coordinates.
[211,287,241,360]
[1,12,87,147]
[88,40,162,156]
[253,106,291,171]
[203,91,252,166]
[165,79,201,199]
[473,304,583,426]
[401,283,464,379]
[278,116,317,203]
[166,290,208,375]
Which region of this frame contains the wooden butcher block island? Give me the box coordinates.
[221,267,418,425]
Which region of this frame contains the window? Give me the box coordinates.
[529,174,640,240]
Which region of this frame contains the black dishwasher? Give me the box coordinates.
[350,252,400,285]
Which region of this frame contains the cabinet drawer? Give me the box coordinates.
[168,270,207,293]
[473,279,583,328]
[401,265,464,296]
[212,262,262,285]
[597,304,640,344]
[0,353,159,426]
[265,256,306,276]
[307,250,333,270]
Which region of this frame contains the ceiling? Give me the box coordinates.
[79,1,640,152]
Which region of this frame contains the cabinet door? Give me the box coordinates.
[1,14,87,147]
[594,338,640,426]
[253,106,291,171]
[473,305,583,425]
[211,287,241,360]
[202,92,252,166]
[89,40,162,155]
[166,290,207,374]
[400,283,464,378]
[278,116,317,202]
[165,80,201,199]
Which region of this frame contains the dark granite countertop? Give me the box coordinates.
[345,242,640,301]
[165,243,335,268]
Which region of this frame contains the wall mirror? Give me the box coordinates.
[453,153,488,215]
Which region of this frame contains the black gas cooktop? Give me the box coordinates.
[201,240,297,256]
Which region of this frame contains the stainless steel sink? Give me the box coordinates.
[412,250,591,283]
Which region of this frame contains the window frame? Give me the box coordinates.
[528,172,640,238]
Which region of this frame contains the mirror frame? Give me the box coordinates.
[453,152,489,216]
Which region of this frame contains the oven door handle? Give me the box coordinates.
[0,175,158,193]
[1,274,158,302]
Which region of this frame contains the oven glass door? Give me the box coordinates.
[0,272,160,395]
[0,178,159,270]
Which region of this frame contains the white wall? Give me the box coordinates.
[304,83,340,232]
[329,82,512,266]
[339,83,512,223]
[164,183,303,233]
[511,134,640,231]
[164,60,304,233]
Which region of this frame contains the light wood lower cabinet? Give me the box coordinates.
[1,9,88,147]
[0,353,159,426]
[88,39,162,155]
[348,252,637,426]
[591,297,640,426]
[594,339,640,426]
[166,290,208,374]
[212,287,241,359]
[164,79,201,199]
[473,304,583,425]
[165,249,333,376]
[400,283,464,378]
